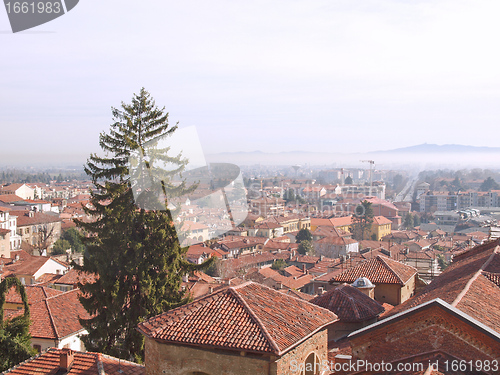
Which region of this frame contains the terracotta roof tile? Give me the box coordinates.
[137,281,337,355]
[383,239,500,334]
[310,284,384,323]
[5,285,63,305]
[331,255,417,285]
[54,269,95,286]
[0,194,25,203]
[10,210,62,226]
[3,348,144,374]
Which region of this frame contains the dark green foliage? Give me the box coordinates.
[284,188,304,204]
[74,88,213,362]
[351,200,374,241]
[297,240,314,256]
[205,256,223,278]
[61,227,85,254]
[413,214,421,227]
[296,228,312,243]
[480,177,500,192]
[0,278,36,372]
[271,259,288,270]
[437,254,449,270]
[52,239,71,255]
[403,213,414,229]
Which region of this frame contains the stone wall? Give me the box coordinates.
[145,328,330,375]
[350,304,500,364]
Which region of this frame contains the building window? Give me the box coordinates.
[304,352,319,375]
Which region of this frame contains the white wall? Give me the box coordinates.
[33,259,68,279]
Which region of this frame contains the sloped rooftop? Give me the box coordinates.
[383,238,500,334]
[137,281,337,356]
[3,348,144,374]
[310,283,384,323]
[330,255,417,285]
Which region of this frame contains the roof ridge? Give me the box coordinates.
[338,286,362,320]
[230,286,280,355]
[376,255,405,285]
[96,353,105,375]
[44,287,79,301]
[452,245,500,307]
[142,288,228,337]
[44,298,60,340]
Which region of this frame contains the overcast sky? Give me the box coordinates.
[2,0,500,166]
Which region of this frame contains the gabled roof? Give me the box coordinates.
[310,284,384,323]
[349,298,500,344]
[29,289,91,340]
[383,239,500,334]
[3,252,67,278]
[10,210,62,226]
[3,348,145,374]
[330,255,417,285]
[372,215,393,225]
[5,284,63,305]
[137,281,337,356]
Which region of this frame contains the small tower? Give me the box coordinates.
[351,276,375,299]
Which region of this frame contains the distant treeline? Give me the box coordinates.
[0,169,87,184]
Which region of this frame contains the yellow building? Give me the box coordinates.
[371,215,393,241]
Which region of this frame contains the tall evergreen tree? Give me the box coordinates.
[351,200,374,240]
[0,278,36,372]
[74,88,212,362]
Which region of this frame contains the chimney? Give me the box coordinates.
[318,286,324,295]
[209,286,214,294]
[302,264,306,274]
[59,349,74,371]
[182,274,189,283]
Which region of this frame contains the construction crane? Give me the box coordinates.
[360,160,375,197]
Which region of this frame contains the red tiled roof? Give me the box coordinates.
[329,216,354,227]
[278,288,314,301]
[3,348,145,374]
[283,265,304,277]
[54,269,95,286]
[383,239,500,334]
[137,281,337,355]
[331,255,417,285]
[3,253,67,278]
[27,289,90,340]
[372,215,392,225]
[10,210,62,226]
[310,284,384,323]
[5,284,62,305]
[34,273,62,285]
[0,194,25,203]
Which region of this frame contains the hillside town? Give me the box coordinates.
[1,168,500,374]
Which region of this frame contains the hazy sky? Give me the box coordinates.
[2,0,500,165]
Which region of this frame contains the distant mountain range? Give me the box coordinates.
[206,144,500,169]
[374,143,500,154]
